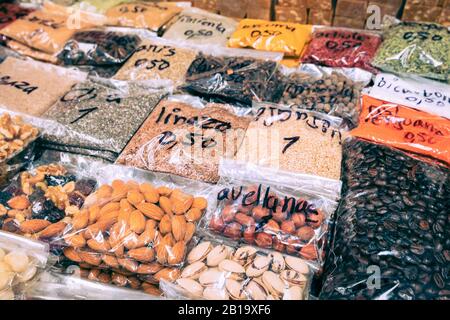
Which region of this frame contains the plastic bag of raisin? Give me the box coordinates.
[182,47,285,106]
[320,138,450,300]
[198,159,341,270]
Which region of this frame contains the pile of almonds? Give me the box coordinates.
[61,180,208,292]
[163,241,311,300]
[0,113,39,162]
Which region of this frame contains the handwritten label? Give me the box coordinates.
[0,75,38,95]
[370,73,450,119]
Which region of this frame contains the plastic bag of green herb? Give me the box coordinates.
[372,21,450,83]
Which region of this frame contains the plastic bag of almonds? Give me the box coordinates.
[278,64,372,128]
[113,38,199,85]
[0,57,87,117]
[0,231,50,300]
[236,102,347,181]
[160,238,314,300]
[117,96,251,184]
[49,159,214,292]
[0,3,34,45]
[162,7,238,46]
[372,21,450,83]
[200,160,340,267]
[57,29,142,66]
[105,1,187,32]
[320,138,450,300]
[183,48,285,106]
[41,78,169,162]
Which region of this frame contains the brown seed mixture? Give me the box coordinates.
[0,113,39,163]
[236,105,345,181]
[113,39,198,84]
[0,57,86,116]
[61,180,208,290]
[117,100,250,184]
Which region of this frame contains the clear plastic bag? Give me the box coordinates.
[116,95,252,184]
[41,78,169,161]
[0,231,50,300]
[199,160,340,268]
[0,45,23,63]
[352,95,450,166]
[162,7,238,46]
[0,3,35,45]
[113,37,199,85]
[5,39,59,64]
[57,29,142,66]
[26,270,162,300]
[183,48,285,106]
[372,21,450,83]
[301,27,382,73]
[236,102,347,181]
[0,57,87,116]
[320,138,450,300]
[228,19,312,58]
[278,64,372,128]
[160,237,314,300]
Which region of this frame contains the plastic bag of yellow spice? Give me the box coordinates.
[228,19,312,57]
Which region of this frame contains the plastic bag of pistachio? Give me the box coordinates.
[160,237,314,300]
[372,21,450,83]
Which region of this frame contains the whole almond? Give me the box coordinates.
[192,197,208,210]
[78,250,102,266]
[172,200,186,215]
[39,221,67,239]
[122,232,140,250]
[96,185,113,199]
[63,247,82,263]
[20,219,51,234]
[136,203,164,221]
[98,273,112,284]
[127,190,145,206]
[159,214,172,235]
[102,255,119,268]
[7,195,30,210]
[140,183,159,203]
[128,276,141,290]
[119,199,133,212]
[157,186,172,196]
[111,243,124,258]
[137,227,157,247]
[87,238,111,253]
[72,209,89,230]
[99,202,120,216]
[137,262,163,275]
[146,219,157,231]
[118,258,139,273]
[129,210,146,234]
[155,242,168,265]
[126,181,140,191]
[159,197,173,215]
[109,223,130,246]
[185,208,203,222]
[171,215,186,242]
[98,210,120,224]
[128,247,155,263]
[64,233,86,249]
[89,205,101,224]
[154,268,180,283]
[184,222,196,243]
[111,180,128,200]
[168,241,186,266]
[117,208,131,226]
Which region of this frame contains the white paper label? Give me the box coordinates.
[370,73,450,119]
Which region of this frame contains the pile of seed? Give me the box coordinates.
[41,79,167,162]
[320,138,450,300]
[279,72,363,127]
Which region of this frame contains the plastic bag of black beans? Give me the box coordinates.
[57,29,142,66]
[182,48,285,106]
[277,64,372,128]
[320,138,450,300]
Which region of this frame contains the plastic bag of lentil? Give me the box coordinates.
[0,2,105,54]
[228,19,312,58]
[235,102,347,181]
[301,27,382,73]
[105,1,190,32]
[199,159,341,268]
[320,138,450,300]
[183,47,285,106]
[0,231,50,300]
[351,95,450,166]
[160,236,314,300]
[113,37,199,85]
[25,269,163,300]
[116,95,252,184]
[40,77,170,162]
[0,57,88,117]
[40,151,216,291]
[57,29,142,66]
[162,7,238,46]
[372,21,450,83]
[278,64,372,128]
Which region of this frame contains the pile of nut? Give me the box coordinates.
[165,241,311,300]
[61,180,208,293]
[0,113,39,162]
[208,184,326,262]
[0,164,97,240]
[0,247,40,300]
